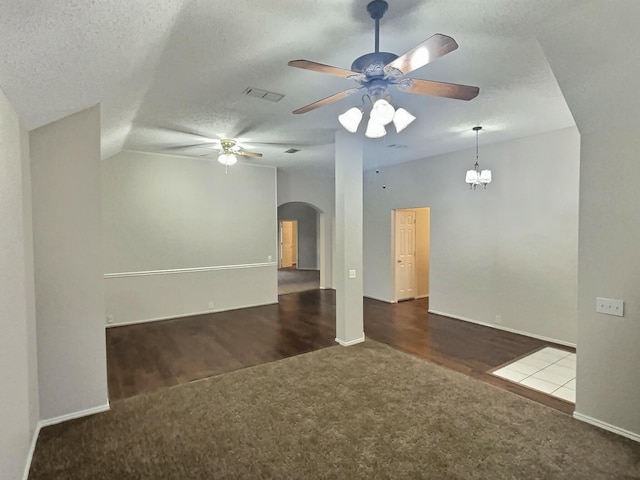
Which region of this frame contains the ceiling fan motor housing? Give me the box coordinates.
[351,52,398,76]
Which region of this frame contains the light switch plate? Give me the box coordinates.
[596,297,624,317]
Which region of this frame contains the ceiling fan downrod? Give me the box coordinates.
[367,0,389,53]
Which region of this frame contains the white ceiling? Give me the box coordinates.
[0,0,585,171]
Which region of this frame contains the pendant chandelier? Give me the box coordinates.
[465,126,492,189]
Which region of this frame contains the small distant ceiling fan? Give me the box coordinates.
[173,137,263,170]
[288,0,479,135]
[215,138,263,166]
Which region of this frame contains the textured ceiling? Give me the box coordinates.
[0,0,617,171]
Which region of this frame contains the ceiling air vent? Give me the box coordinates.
[243,87,285,102]
[284,148,300,154]
[387,144,408,149]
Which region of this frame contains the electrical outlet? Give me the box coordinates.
[596,297,624,317]
[106,314,114,324]
[495,315,501,324]
[268,255,273,262]
[208,301,215,310]
[348,270,357,279]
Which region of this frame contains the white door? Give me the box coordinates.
[394,210,416,301]
[280,221,295,268]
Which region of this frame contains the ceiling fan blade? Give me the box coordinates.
[167,142,218,151]
[385,34,458,76]
[288,60,356,79]
[237,150,263,158]
[403,78,479,101]
[198,151,215,157]
[293,88,361,114]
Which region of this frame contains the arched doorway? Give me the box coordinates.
[277,201,325,294]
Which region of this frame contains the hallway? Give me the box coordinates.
[278,268,320,295]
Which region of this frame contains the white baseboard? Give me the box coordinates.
[573,411,640,443]
[40,403,110,428]
[428,310,576,348]
[23,423,41,480]
[106,301,279,328]
[335,335,366,346]
[23,403,111,479]
[363,295,395,303]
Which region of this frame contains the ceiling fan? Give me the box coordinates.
[215,138,263,166]
[288,0,479,126]
[172,137,263,166]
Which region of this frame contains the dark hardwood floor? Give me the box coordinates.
[106,290,575,414]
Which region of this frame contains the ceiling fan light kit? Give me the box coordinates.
[465,126,492,189]
[288,0,479,139]
[218,153,238,166]
[211,138,262,169]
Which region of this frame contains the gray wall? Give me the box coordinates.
[278,202,318,269]
[0,87,38,480]
[538,3,640,439]
[363,127,580,346]
[103,150,278,325]
[31,105,109,421]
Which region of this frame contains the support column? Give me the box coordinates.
[335,130,365,346]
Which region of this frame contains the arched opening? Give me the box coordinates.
[277,201,326,295]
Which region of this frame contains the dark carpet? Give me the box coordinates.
[29,340,640,479]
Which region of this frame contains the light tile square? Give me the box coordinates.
[516,356,552,370]
[504,361,541,376]
[493,367,529,383]
[532,369,572,386]
[555,355,576,368]
[529,347,570,362]
[552,386,576,403]
[520,376,559,394]
[545,363,575,378]
[563,378,576,390]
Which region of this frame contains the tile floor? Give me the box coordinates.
[492,347,576,403]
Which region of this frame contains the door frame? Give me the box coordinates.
[391,207,430,303]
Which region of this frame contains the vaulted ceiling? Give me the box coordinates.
[0,1,595,170]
